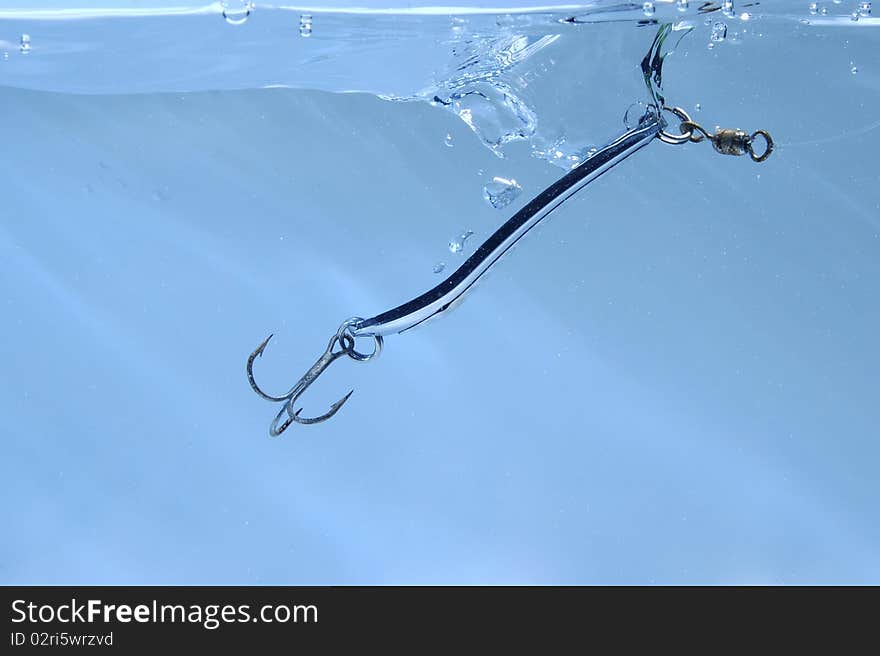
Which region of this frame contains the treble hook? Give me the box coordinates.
[246,319,383,436]
[247,333,353,436]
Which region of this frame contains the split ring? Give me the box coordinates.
[337,317,384,362]
[658,106,695,145]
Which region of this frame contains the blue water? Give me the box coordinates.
[1,2,879,584]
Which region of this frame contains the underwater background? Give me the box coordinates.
[1,1,878,583]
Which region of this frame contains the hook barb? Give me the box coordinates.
[290,389,354,426]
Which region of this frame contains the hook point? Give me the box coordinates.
[255,333,274,357]
[333,390,354,411]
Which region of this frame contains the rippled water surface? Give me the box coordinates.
[1,1,879,583]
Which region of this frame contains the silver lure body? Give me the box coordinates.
[351,113,663,338]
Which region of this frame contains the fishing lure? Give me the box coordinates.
[247,105,773,436]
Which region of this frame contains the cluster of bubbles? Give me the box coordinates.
[853,1,873,19]
[218,2,315,35]
[1,34,29,58]
[530,137,599,170]
[703,4,756,51]
[431,176,524,272]
[648,0,738,16]
[638,0,756,20]
[802,2,870,71]
[434,229,475,273]
[807,0,872,20]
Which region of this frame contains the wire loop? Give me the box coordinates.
[658,106,695,145]
[336,318,383,362]
[748,129,774,162]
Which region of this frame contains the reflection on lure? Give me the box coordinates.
[247,104,773,436]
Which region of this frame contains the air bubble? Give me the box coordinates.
[624,101,649,129]
[19,34,30,54]
[851,64,859,75]
[695,103,702,111]
[299,14,312,37]
[676,0,689,11]
[221,1,253,25]
[444,133,454,147]
[859,1,871,16]
[482,177,522,209]
[808,2,818,14]
[721,0,735,17]
[851,10,860,20]
[642,2,655,16]
[711,22,728,42]
[433,262,446,274]
[819,5,828,14]
[449,230,474,254]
